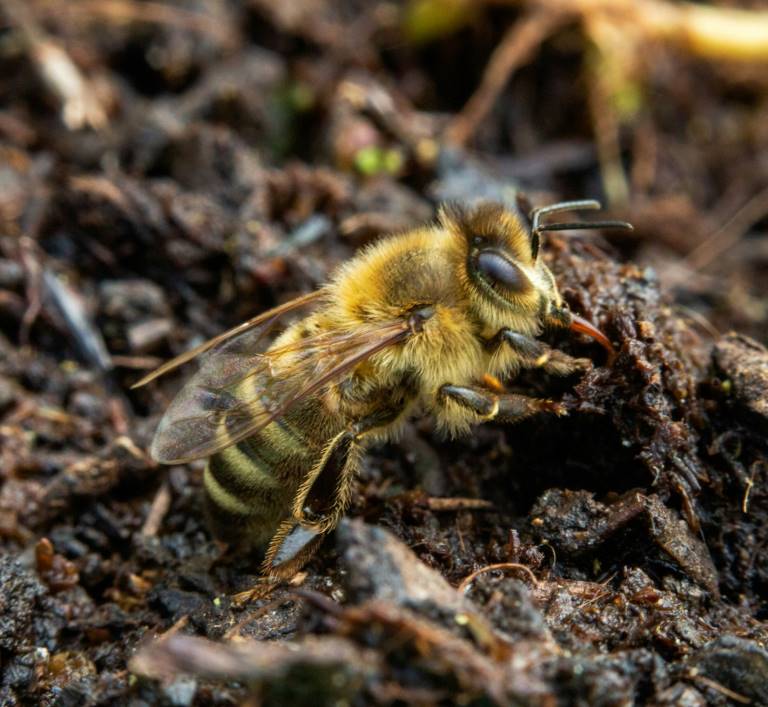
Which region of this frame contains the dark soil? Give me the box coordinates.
[1,1,767,705]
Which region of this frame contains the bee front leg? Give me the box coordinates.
[486,328,592,377]
[438,383,566,426]
[262,405,405,578]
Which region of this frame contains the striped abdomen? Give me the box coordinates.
[203,396,343,547]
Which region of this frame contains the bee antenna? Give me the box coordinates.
[530,199,602,232]
[537,220,635,234]
[530,200,633,254]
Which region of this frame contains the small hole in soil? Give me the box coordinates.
[503,414,649,509]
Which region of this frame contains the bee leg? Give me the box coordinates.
[439,383,566,424]
[261,430,358,579]
[262,521,326,579]
[262,405,404,578]
[486,328,592,376]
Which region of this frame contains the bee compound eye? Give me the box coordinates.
[477,251,530,293]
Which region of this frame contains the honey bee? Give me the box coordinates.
[134,199,632,577]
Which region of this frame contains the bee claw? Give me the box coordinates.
[575,357,594,371]
[543,400,568,416]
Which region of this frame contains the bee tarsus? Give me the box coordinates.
[486,328,544,356]
[440,383,566,423]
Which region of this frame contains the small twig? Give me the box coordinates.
[690,674,751,705]
[37,0,235,46]
[159,614,190,641]
[457,562,540,594]
[130,633,373,684]
[495,0,768,63]
[576,572,617,610]
[629,0,768,62]
[7,403,73,426]
[231,578,282,607]
[673,305,721,341]
[225,596,292,640]
[111,354,164,370]
[445,8,571,147]
[423,497,494,512]
[108,397,130,436]
[0,0,110,130]
[18,237,42,346]
[742,475,754,515]
[141,482,172,538]
[290,588,345,617]
[456,520,467,555]
[684,184,768,272]
[42,269,112,372]
[742,461,763,514]
[585,39,630,207]
[114,435,155,465]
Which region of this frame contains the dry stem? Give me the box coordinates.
[0,0,110,130]
[444,8,571,147]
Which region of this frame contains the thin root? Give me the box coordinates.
[457,562,540,594]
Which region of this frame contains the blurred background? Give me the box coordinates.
[1,0,766,356]
[1,1,767,703]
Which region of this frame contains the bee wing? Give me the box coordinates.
[131,290,324,389]
[150,317,413,464]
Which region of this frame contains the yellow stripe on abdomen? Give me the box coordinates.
[202,464,253,517]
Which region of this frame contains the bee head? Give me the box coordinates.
[439,199,632,345]
[440,201,561,332]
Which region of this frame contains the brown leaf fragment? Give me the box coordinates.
[643,495,719,597]
[35,537,80,593]
[712,333,768,434]
[335,600,518,705]
[530,490,719,595]
[335,519,559,680]
[130,634,379,700]
[688,636,768,705]
[338,518,472,614]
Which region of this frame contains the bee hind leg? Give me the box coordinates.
[439,383,566,425]
[262,404,405,579]
[486,328,592,376]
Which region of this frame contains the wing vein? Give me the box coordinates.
[132,290,323,388]
[149,312,416,464]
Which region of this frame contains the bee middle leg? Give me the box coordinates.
[263,404,406,577]
[486,328,592,376]
[438,383,566,425]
